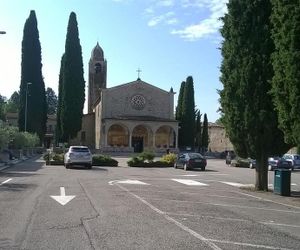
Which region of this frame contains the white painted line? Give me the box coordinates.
[234,191,300,210]
[119,180,149,185]
[147,197,300,214]
[0,178,12,185]
[179,175,199,177]
[261,222,300,228]
[172,179,208,186]
[221,181,254,187]
[116,183,222,250]
[206,238,292,250]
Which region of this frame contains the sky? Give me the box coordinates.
[0,0,228,122]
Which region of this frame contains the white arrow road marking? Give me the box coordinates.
[0,178,12,185]
[109,180,150,185]
[50,187,75,206]
[221,182,254,188]
[172,179,208,186]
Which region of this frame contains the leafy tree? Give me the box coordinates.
[195,110,202,152]
[60,12,85,141]
[0,95,6,121]
[181,76,195,148]
[56,54,65,143]
[5,91,20,113]
[175,81,185,147]
[18,10,47,142]
[219,0,290,191]
[271,1,300,150]
[201,113,209,152]
[46,87,58,115]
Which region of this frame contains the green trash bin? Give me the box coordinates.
[274,169,291,196]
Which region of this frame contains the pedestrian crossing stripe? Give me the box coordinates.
[172,179,208,186]
[220,182,254,188]
[111,180,150,185]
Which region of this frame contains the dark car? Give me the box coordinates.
[174,153,207,171]
[268,157,291,171]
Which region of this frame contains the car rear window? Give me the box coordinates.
[188,153,203,159]
[70,147,89,152]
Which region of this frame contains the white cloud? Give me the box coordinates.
[157,0,174,7]
[171,0,228,41]
[147,11,175,27]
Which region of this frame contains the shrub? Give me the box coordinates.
[127,156,144,167]
[138,151,155,162]
[92,154,118,166]
[161,153,177,164]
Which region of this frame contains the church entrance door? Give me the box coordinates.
[132,136,143,153]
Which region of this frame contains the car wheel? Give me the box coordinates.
[268,165,272,171]
[184,164,188,171]
[174,163,177,169]
[86,164,92,169]
[201,167,205,171]
[65,164,70,169]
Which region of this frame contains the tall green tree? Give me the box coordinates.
[219,0,290,191]
[18,10,47,142]
[181,76,195,148]
[56,54,65,143]
[46,87,58,115]
[195,110,202,152]
[176,81,185,147]
[5,91,20,113]
[0,95,6,121]
[271,1,300,150]
[201,113,209,152]
[60,12,85,141]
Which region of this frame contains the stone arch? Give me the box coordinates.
[155,125,176,149]
[131,124,153,152]
[107,123,129,147]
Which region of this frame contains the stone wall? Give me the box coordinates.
[208,123,233,152]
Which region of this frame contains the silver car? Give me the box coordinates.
[64,146,93,169]
[282,154,300,170]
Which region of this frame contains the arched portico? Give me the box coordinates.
[107,124,129,147]
[154,125,176,149]
[131,125,153,153]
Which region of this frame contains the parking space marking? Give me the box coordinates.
[109,180,150,185]
[234,191,300,210]
[0,178,12,185]
[206,238,292,250]
[172,179,208,186]
[116,183,222,250]
[147,197,300,214]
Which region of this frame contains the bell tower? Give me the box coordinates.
[88,42,107,113]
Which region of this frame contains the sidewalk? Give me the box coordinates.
[0,157,30,171]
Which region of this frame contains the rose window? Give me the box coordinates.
[131,94,146,110]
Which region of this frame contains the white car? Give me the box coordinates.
[64,146,92,169]
[282,154,300,170]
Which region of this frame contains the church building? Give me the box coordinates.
[71,43,179,153]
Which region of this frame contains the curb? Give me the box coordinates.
[0,157,33,171]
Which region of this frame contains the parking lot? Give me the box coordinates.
[0,158,299,249]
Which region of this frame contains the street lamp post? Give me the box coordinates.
[25,82,32,132]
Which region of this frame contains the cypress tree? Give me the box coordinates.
[271,1,300,150]
[195,110,202,152]
[61,12,85,141]
[18,10,47,142]
[181,76,195,148]
[176,81,185,147]
[201,113,208,152]
[56,54,64,144]
[219,0,290,191]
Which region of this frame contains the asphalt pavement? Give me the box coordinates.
[0,157,299,249]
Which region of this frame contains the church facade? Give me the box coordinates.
[71,43,179,153]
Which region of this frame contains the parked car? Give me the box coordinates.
[64,146,93,169]
[282,154,300,170]
[268,157,291,171]
[230,157,256,168]
[174,153,207,171]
